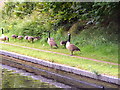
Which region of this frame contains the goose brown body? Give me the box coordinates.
[28,36,34,42]
[0,35,9,41]
[11,35,18,39]
[17,36,23,40]
[0,29,9,41]
[34,36,41,41]
[24,36,34,43]
[66,42,80,51]
[48,38,58,48]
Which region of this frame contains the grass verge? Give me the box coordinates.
[3,38,118,64]
[0,43,118,77]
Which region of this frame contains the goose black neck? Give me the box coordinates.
[68,34,71,42]
[2,28,4,34]
[48,32,50,38]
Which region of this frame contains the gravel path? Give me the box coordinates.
[0,42,119,66]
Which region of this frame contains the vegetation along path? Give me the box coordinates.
[0,42,119,66]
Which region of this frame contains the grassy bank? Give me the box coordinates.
[0,43,118,77]
[0,18,118,77]
[1,31,118,64]
[0,8,118,65]
[0,3,119,78]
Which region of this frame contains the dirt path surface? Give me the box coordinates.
[0,42,119,66]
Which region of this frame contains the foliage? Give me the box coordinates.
[2,2,36,18]
[1,2,119,44]
[2,2,119,25]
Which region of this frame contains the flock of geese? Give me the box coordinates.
[47,31,80,55]
[0,28,80,55]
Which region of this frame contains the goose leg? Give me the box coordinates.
[32,40,33,43]
[64,45,66,49]
[56,45,58,48]
[50,45,52,48]
[8,38,9,42]
[70,51,73,56]
[32,38,34,43]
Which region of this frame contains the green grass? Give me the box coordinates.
[0,14,118,65]
[2,36,118,64]
[0,15,118,77]
[0,43,118,77]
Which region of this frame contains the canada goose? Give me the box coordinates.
[60,40,67,48]
[24,36,28,40]
[11,35,18,39]
[66,33,80,55]
[0,36,9,41]
[48,31,54,41]
[27,36,34,43]
[47,31,58,48]
[34,36,41,41]
[17,36,23,40]
[24,36,34,43]
[0,28,9,41]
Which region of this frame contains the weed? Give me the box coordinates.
[92,70,101,76]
